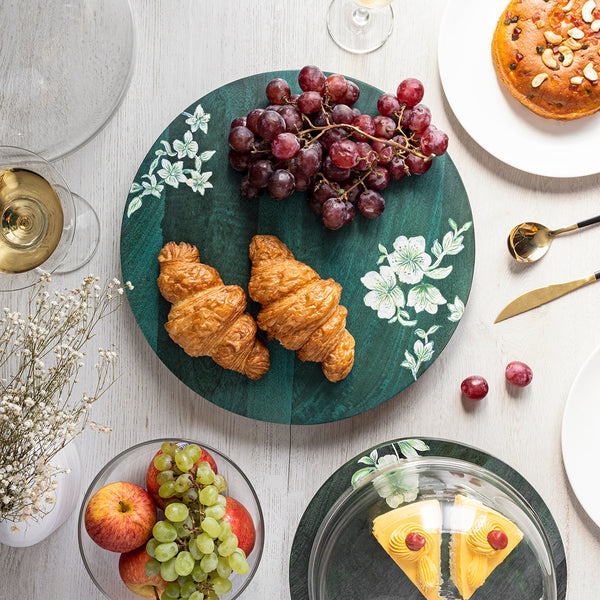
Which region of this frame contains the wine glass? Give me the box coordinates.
[0,146,100,291]
[327,0,395,54]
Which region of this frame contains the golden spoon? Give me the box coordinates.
[508,215,600,263]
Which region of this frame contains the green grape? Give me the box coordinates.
[189,591,205,600]
[154,453,174,471]
[180,580,197,598]
[229,549,249,575]
[144,557,161,578]
[161,557,179,582]
[161,441,180,457]
[218,521,232,541]
[195,462,215,485]
[216,556,232,579]
[215,494,227,508]
[183,443,203,463]
[175,516,193,538]
[146,538,160,558]
[212,576,232,595]
[165,502,189,523]
[213,474,227,492]
[164,582,181,597]
[153,520,178,543]
[195,532,215,554]
[201,516,221,538]
[217,533,238,557]
[191,564,208,583]
[174,473,193,494]
[158,480,177,499]
[155,541,179,562]
[161,594,178,600]
[200,552,218,573]
[183,487,199,504]
[199,485,219,506]
[178,574,192,587]
[175,551,195,577]
[208,592,219,600]
[175,451,194,472]
[156,470,175,486]
[189,537,203,560]
[205,504,226,520]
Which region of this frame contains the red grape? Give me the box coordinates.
[266,78,291,105]
[377,93,401,117]
[325,74,348,102]
[505,362,533,387]
[271,132,300,160]
[267,169,295,199]
[355,141,377,171]
[397,78,424,107]
[257,110,286,141]
[293,172,314,192]
[230,116,246,129]
[370,141,393,165]
[461,376,488,400]
[320,127,346,152]
[343,200,356,225]
[296,144,322,176]
[321,198,348,230]
[228,126,254,152]
[228,150,251,172]
[351,115,375,141]
[247,159,274,188]
[312,181,341,204]
[387,156,407,181]
[246,108,265,134]
[297,91,323,115]
[406,153,432,175]
[298,65,326,93]
[488,530,508,550]
[421,126,449,157]
[332,104,355,125]
[312,109,332,126]
[321,155,351,182]
[279,105,303,133]
[329,139,359,169]
[340,80,360,105]
[373,115,396,140]
[401,104,432,133]
[365,165,390,191]
[358,190,385,218]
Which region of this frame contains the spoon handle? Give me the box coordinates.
[577,214,600,229]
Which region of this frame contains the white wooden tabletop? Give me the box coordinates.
[2,0,600,598]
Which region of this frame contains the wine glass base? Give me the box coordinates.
[327,0,394,54]
[54,194,100,274]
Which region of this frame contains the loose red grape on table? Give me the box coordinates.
[228,65,449,229]
[461,376,489,401]
[505,361,533,387]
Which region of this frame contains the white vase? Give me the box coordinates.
[0,442,81,547]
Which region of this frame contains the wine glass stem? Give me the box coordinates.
[352,7,370,27]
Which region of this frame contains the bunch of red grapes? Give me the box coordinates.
[228,65,449,230]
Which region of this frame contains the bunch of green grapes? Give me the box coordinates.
[144,442,249,600]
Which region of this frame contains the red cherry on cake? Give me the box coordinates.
[405,531,426,551]
[487,529,508,550]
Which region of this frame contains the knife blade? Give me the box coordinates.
[495,271,600,323]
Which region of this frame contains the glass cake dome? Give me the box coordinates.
[308,457,558,600]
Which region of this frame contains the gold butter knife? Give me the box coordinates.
[495,271,600,323]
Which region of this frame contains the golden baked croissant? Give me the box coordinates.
[157,242,269,380]
[248,235,354,382]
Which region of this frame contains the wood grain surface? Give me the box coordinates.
[1,1,600,598]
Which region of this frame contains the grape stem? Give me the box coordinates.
[153,587,160,600]
[304,122,432,161]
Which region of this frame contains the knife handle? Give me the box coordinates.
[577,215,600,229]
[595,271,600,281]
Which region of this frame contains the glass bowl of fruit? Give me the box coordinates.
[308,457,560,600]
[78,439,263,600]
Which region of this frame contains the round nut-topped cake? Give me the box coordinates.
[492,0,600,120]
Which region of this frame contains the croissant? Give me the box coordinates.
[157,242,269,380]
[248,235,354,382]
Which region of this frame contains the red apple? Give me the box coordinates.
[222,496,256,556]
[84,481,157,553]
[146,443,218,509]
[119,545,167,599]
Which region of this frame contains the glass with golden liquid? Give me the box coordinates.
[0,146,78,291]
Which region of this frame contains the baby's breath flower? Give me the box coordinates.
[0,274,126,523]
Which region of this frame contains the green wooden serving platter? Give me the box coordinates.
[120,71,475,425]
[289,437,567,600]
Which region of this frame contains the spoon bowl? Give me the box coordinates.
[508,222,556,263]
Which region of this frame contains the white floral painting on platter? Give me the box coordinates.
[361,219,472,379]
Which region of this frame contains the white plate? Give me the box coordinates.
[561,344,600,527]
[438,0,600,178]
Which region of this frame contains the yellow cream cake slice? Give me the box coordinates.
[449,494,524,600]
[372,499,443,600]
